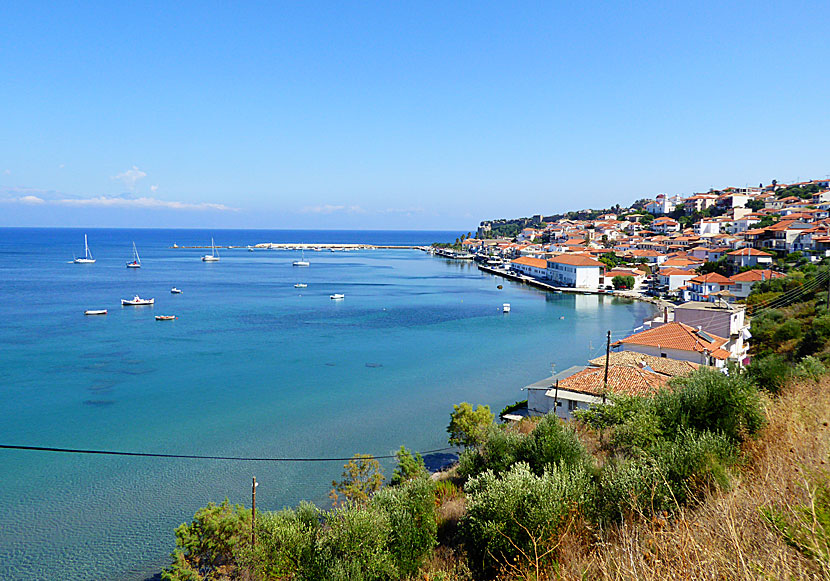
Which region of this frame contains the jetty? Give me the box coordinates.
[171,243,426,250]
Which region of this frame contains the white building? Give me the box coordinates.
[510,256,548,278]
[545,254,605,289]
[613,322,732,368]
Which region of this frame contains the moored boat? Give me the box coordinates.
[126,241,141,268]
[170,287,182,294]
[330,293,345,300]
[155,315,176,321]
[294,283,307,288]
[202,238,220,261]
[73,234,96,264]
[84,309,107,316]
[503,303,511,313]
[121,295,154,306]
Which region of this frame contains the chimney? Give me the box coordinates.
[664,306,668,323]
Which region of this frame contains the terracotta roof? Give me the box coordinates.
[511,256,548,269]
[554,364,670,397]
[729,269,784,283]
[587,352,700,376]
[726,247,772,257]
[689,272,735,285]
[659,268,696,276]
[547,254,604,267]
[614,322,730,359]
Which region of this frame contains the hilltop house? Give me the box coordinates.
[729,269,784,299]
[726,247,773,271]
[612,322,732,368]
[684,272,736,302]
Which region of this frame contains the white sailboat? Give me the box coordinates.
[292,248,309,267]
[201,238,220,262]
[73,234,96,264]
[126,241,141,268]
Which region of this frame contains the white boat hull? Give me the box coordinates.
[330,294,345,300]
[84,310,107,315]
[202,256,220,262]
[293,261,309,267]
[74,258,96,264]
[121,298,154,306]
[171,288,182,294]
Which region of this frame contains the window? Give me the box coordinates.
[660,353,667,358]
[567,400,578,411]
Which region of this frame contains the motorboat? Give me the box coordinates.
[84,309,107,316]
[171,287,182,294]
[201,238,220,261]
[126,241,141,268]
[155,315,176,321]
[121,295,154,306]
[503,303,511,313]
[73,234,96,264]
[330,294,345,300]
[294,283,308,288]
[247,245,254,252]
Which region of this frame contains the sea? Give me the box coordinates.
[0,228,655,580]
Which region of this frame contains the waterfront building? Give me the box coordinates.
[612,322,732,368]
[545,254,604,289]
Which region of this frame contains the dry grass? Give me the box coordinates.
[548,376,830,581]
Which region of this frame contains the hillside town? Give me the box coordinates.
[436,179,830,420]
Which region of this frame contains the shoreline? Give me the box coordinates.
[170,243,427,250]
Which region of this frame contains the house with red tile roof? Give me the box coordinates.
[726,247,773,270]
[657,267,697,292]
[510,256,548,278]
[729,269,784,299]
[613,322,732,368]
[545,254,605,289]
[684,272,736,303]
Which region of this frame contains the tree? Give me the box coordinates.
[163,499,251,581]
[612,275,635,290]
[330,454,384,506]
[447,402,494,448]
[390,446,427,485]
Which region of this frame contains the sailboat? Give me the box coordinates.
[126,242,141,268]
[73,234,96,264]
[201,238,220,262]
[292,248,309,267]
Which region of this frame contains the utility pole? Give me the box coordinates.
[603,330,611,404]
[251,476,258,547]
[553,379,559,415]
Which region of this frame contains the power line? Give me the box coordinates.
[0,444,456,462]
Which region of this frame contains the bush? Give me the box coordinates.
[796,314,830,358]
[794,356,827,382]
[371,477,438,577]
[390,446,427,486]
[447,402,494,448]
[612,275,635,290]
[657,368,765,444]
[244,502,320,579]
[773,319,804,344]
[747,354,792,394]
[163,499,251,581]
[462,462,589,576]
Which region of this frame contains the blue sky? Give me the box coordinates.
[1,2,829,229]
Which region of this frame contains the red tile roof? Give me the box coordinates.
[729,269,784,283]
[512,257,548,269]
[547,254,604,267]
[726,247,772,257]
[615,322,730,359]
[556,364,670,397]
[689,272,735,285]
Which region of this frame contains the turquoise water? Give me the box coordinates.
[0,228,654,580]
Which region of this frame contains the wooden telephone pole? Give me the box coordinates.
[603,330,611,404]
[251,477,258,547]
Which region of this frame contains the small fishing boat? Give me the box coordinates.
[294,283,308,288]
[170,287,182,294]
[503,303,511,313]
[73,234,96,264]
[84,309,107,316]
[201,238,220,262]
[155,315,177,321]
[126,241,141,268]
[330,293,345,300]
[121,295,154,306]
[247,245,254,252]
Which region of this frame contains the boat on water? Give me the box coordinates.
[293,248,309,267]
[247,245,254,252]
[121,295,154,306]
[84,309,107,316]
[503,303,511,313]
[294,283,308,288]
[330,293,345,300]
[201,238,220,262]
[73,234,96,264]
[155,315,176,321]
[171,287,182,294]
[126,241,141,268]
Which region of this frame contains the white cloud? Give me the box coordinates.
[19,195,45,205]
[112,165,147,191]
[150,184,159,193]
[300,204,366,214]
[56,196,235,211]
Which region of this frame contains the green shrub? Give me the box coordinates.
[518,413,591,474]
[462,462,589,576]
[796,314,830,358]
[371,477,438,577]
[390,446,427,486]
[244,502,320,579]
[162,499,251,581]
[447,402,495,448]
[794,356,827,382]
[657,368,764,444]
[773,319,804,343]
[588,458,669,524]
[747,354,792,394]
[457,424,523,480]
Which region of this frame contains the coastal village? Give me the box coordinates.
[433,178,830,420]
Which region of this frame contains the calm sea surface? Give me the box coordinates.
[0,228,654,580]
